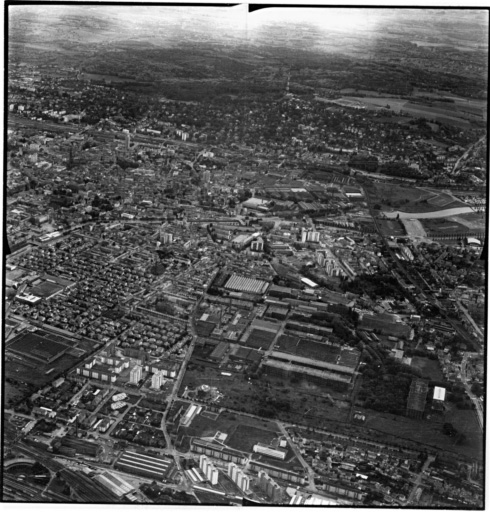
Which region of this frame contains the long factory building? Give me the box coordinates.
[115,451,176,481]
[224,274,269,295]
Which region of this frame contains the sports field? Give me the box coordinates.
[370,183,464,214]
[8,332,69,363]
[29,281,64,298]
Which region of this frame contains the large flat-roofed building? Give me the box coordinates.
[268,351,357,375]
[253,443,287,460]
[262,349,357,391]
[145,360,179,378]
[115,451,175,481]
[224,274,269,295]
[77,366,117,383]
[231,233,255,250]
[180,404,202,427]
[433,386,446,402]
[406,378,429,419]
[209,341,229,362]
[262,359,352,391]
[191,438,246,464]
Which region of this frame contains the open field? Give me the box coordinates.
[376,219,406,238]
[410,357,444,381]
[227,424,279,452]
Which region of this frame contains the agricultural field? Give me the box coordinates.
[339,93,483,127]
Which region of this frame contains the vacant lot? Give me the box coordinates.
[4,380,31,406]
[370,183,466,215]
[179,364,351,428]
[377,219,406,237]
[173,406,279,453]
[411,357,444,381]
[357,407,482,460]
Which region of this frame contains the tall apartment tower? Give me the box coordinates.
[151,370,165,390]
[228,462,239,480]
[199,455,209,475]
[258,470,282,502]
[162,232,173,244]
[208,466,219,485]
[129,365,142,384]
[237,471,250,493]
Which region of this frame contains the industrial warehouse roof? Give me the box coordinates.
[94,472,134,497]
[301,277,318,288]
[263,359,352,383]
[115,451,174,479]
[224,274,269,294]
[242,197,270,209]
[269,350,357,375]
